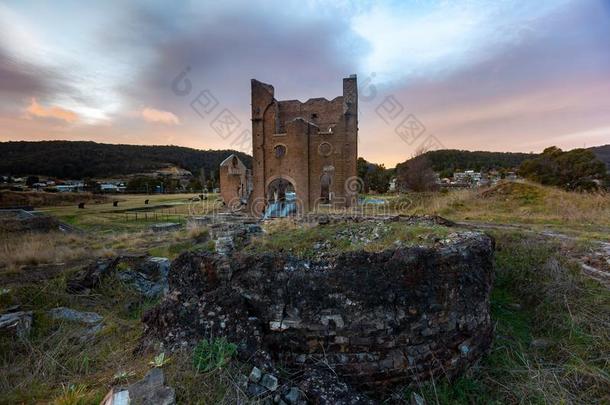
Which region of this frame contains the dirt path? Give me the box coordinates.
[457,220,610,288]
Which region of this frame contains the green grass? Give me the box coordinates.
[246,221,452,259]
[38,193,222,233]
[406,230,610,404]
[0,271,150,404]
[2,184,609,403]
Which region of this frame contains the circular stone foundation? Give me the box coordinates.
[144,217,494,394]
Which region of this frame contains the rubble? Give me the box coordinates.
[0,310,33,339]
[67,255,170,298]
[49,307,103,324]
[142,217,495,400]
[151,223,181,233]
[48,307,104,340]
[116,257,171,298]
[101,368,175,405]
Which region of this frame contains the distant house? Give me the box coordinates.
[55,181,85,192]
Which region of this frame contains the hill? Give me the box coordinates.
[590,144,610,171]
[397,149,535,175]
[0,141,252,179]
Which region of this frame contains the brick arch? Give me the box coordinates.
[265,174,297,193]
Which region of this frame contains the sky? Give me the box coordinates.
[1,0,609,167]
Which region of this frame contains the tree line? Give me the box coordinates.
[0,141,251,181]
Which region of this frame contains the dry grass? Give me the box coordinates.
[0,232,113,273]
[409,231,610,404]
[0,190,109,208]
[382,181,610,235]
[0,274,150,404]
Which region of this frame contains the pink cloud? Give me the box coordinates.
[25,98,78,123]
[141,107,180,125]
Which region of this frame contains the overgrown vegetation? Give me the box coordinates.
[192,338,238,373]
[386,181,610,238]
[406,231,610,403]
[246,220,451,258]
[519,146,608,191]
[0,272,148,403]
[1,182,609,403]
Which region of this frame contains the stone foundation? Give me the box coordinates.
[143,218,494,398]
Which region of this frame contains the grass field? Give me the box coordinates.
[38,193,223,232]
[1,183,609,403]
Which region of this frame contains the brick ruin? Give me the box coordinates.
[143,217,495,401]
[219,76,359,215]
[219,154,251,210]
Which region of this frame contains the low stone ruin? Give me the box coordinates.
[0,209,60,233]
[142,216,494,402]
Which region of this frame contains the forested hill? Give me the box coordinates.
[590,144,610,171]
[0,141,252,178]
[398,149,535,174]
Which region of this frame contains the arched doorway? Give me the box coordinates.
[264,177,296,218]
[267,178,294,203]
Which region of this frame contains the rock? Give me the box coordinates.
[215,236,234,255]
[67,258,117,293]
[284,387,300,404]
[249,366,262,383]
[49,307,103,324]
[117,257,170,298]
[68,255,170,298]
[247,224,263,234]
[151,223,181,233]
[0,311,33,339]
[101,388,129,405]
[48,307,104,341]
[297,368,375,404]
[102,368,175,405]
[530,338,551,349]
[247,383,267,397]
[260,374,279,391]
[410,391,426,405]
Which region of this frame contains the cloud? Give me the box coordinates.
[24,98,78,123]
[140,107,180,125]
[350,0,572,84]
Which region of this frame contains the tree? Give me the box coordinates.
[519,146,608,191]
[396,147,439,192]
[83,178,101,193]
[356,157,391,193]
[26,175,40,187]
[368,164,391,193]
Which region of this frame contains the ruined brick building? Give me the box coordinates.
[219,154,251,209]
[248,75,358,214]
[218,75,358,215]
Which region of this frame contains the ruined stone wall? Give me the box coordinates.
[249,76,358,214]
[143,226,494,396]
[219,155,248,209]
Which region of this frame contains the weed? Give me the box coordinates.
[192,338,237,373]
[407,230,610,403]
[150,352,170,368]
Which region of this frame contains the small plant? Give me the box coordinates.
[52,384,89,405]
[112,370,135,384]
[192,337,237,373]
[149,352,170,367]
